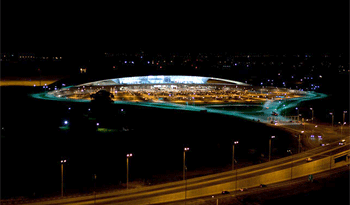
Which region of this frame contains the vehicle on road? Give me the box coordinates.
[259,184,267,187]
[306,157,313,162]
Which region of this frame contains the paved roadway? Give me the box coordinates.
[162,165,350,205]
[14,138,349,205]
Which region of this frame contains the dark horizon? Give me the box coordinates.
[2,2,348,55]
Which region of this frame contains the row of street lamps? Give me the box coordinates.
[59,135,303,198]
[59,153,134,198]
[295,107,348,128]
[59,149,191,197]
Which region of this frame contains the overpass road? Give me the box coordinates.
[162,165,350,205]
[14,138,350,205]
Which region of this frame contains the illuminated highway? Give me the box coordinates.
[17,138,349,205]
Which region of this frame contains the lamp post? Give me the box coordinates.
[287,150,293,179]
[310,108,314,123]
[183,147,189,181]
[183,147,189,205]
[126,153,132,189]
[329,112,334,128]
[295,107,299,122]
[60,159,67,197]
[232,141,239,171]
[298,131,304,153]
[343,111,347,125]
[185,162,188,205]
[342,111,347,134]
[269,136,275,161]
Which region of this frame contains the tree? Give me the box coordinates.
[90,90,114,104]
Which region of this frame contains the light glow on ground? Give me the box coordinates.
[31,90,327,125]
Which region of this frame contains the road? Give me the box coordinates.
[162,165,350,205]
[12,138,349,205]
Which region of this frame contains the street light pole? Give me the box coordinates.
[269,136,275,161]
[183,147,189,181]
[342,111,347,135]
[295,107,299,122]
[185,165,188,205]
[183,147,189,205]
[330,112,334,128]
[126,153,132,189]
[299,131,304,153]
[343,110,348,124]
[344,111,347,125]
[287,150,293,179]
[232,141,239,171]
[310,108,314,123]
[60,159,66,197]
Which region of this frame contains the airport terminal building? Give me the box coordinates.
[79,75,250,89]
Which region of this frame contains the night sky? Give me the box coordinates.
[2,1,348,54]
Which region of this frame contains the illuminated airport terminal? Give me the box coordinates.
[32,75,326,123]
[43,75,304,104]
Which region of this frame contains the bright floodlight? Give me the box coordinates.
[271,136,275,139]
[184,147,189,151]
[234,141,239,144]
[64,120,68,125]
[127,153,133,157]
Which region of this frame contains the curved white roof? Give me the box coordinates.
[80,75,249,86]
